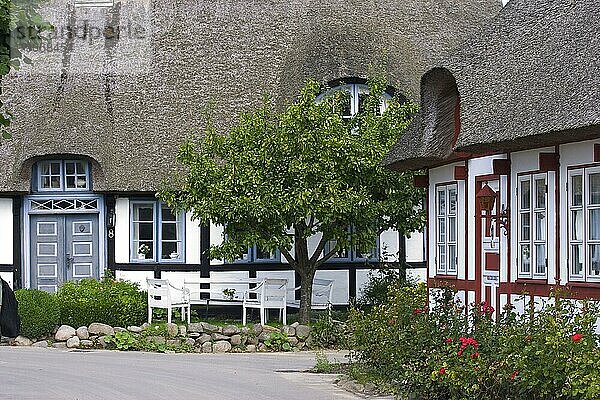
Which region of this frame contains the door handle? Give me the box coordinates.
[66,253,74,269]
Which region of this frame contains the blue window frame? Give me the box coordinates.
[35,160,90,192]
[131,201,185,263]
[324,227,379,262]
[232,245,280,263]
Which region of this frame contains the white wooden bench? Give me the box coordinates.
[183,277,262,318]
[287,278,334,314]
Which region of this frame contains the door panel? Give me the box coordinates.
[30,214,99,292]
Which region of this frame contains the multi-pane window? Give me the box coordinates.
[37,160,89,191]
[569,167,600,281]
[234,245,280,263]
[436,184,458,275]
[131,202,184,262]
[318,83,391,120]
[324,226,379,262]
[518,174,547,279]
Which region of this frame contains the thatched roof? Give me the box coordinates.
[1,0,500,192]
[385,0,600,170]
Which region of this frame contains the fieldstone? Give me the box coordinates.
[364,383,378,394]
[179,325,187,336]
[241,326,250,335]
[201,342,213,353]
[55,325,76,341]
[222,325,240,336]
[127,326,143,333]
[246,336,258,345]
[257,332,271,342]
[98,336,109,348]
[88,323,114,336]
[32,340,48,348]
[211,333,230,341]
[200,322,219,333]
[188,332,201,338]
[80,340,93,348]
[342,381,365,393]
[261,325,279,333]
[257,343,268,352]
[14,336,32,346]
[146,336,166,345]
[165,323,178,338]
[281,325,295,336]
[291,322,300,328]
[187,323,204,333]
[196,334,211,345]
[230,334,242,346]
[212,340,231,353]
[184,338,195,346]
[295,325,310,339]
[66,336,80,348]
[76,326,89,340]
[89,335,98,341]
[114,327,126,333]
[297,341,305,349]
[246,344,257,353]
[53,342,67,349]
[166,339,180,346]
[140,322,150,330]
[252,323,263,334]
[288,336,299,346]
[194,347,203,353]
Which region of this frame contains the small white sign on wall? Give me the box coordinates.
[483,271,500,287]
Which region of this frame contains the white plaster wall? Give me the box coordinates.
[114,197,130,263]
[510,294,528,315]
[116,270,153,290]
[380,228,399,261]
[406,230,424,263]
[315,270,349,305]
[209,223,224,265]
[467,290,476,310]
[406,268,427,282]
[0,272,13,288]
[185,213,202,264]
[559,140,599,284]
[428,162,466,279]
[161,271,202,290]
[355,269,372,299]
[499,293,508,312]
[455,290,466,308]
[0,199,13,265]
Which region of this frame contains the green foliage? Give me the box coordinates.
[159,76,424,322]
[348,281,600,400]
[14,288,59,338]
[309,315,346,349]
[356,266,405,309]
[104,331,137,350]
[314,351,333,373]
[264,331,291,351]
[56,274,147,328]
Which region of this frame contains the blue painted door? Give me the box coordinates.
[30,214,99,292]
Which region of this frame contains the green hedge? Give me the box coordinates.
[15,289,60,338]
[56,275,147,328]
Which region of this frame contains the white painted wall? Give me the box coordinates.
[116,270,153,290]
[406,230,424,263]
[185,213,201,264]
[0,272,13,288]
[315,269,349,305]
[114,197,130,263]
[406,268,427,282]
[209,223,224,265]
[0,198,13,265]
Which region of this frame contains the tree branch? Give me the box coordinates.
[280,247,297,269]
[315,246,342,269]
[309,235,328,265]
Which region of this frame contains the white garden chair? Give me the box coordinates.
[147,278,191,324]
[242,278,287,326]
[287,278,334,316]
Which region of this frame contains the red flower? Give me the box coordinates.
[510,370,519,380]
[439,368,446,375]
[471,352,479,359]
[413,308,425,315]
[457,350,463,357]
[572,333,583,342]
[445,338,453,344]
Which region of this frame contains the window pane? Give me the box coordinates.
[535,178,546,209]
[256,247,277,260]
[521,244,530,273]
[161,242,182,259]
[50,162,60,175]
[161,206,177,221]
[438,218,446,243]
[589,209,600,240]
[571,244,583,275]
[76,176,87,189]
[572,210,583,241]
[590,174,600,205]
[138,222,154,241]
[137,241,153,259]
[589,244,600,277]
[438,190,446,215]
[572,175,583,206]
[535,244,546,275]
[521,213,530,241]
[438,246,446,272]
[448,245,456,272]
[448,217,456,242]
[520,179,530,210]
[66,176,76,189]
[135,206,154,221]
[75,161,86,174]
[449,186,457,215]
[50,176,61,188]
[162,223,177,240]
[41,162,50,175]
[65,162,75,175]
[42,176,50,189]
[535,212,546,241]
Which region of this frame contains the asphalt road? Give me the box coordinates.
[0,347,373,400]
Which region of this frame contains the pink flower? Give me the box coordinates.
[510,370,519,380]
[413,308,425,315]
[471,352,479,359]
[445,338,453,344]
[439,368,446,375]
[572,333,583,343]
[457,350,463,357]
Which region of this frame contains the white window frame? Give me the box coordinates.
[568,167,600,282]
[317,83,391,120]
[517,173,548,279]
[436,183,458,275]
[37,160,90,192]
[130,201,185,263]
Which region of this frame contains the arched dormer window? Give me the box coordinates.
[318,79,398,119]
[34,159,91,192]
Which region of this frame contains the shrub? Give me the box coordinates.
[56,274,146,328]
[309,315,346,349]
[264,331,291,351]
[15,289,60,338]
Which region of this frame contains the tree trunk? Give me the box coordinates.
[298,267,316,324]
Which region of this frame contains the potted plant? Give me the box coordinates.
[137,244,150,260]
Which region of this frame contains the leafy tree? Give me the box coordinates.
[159,77,425,323]
[0,0,50,139]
